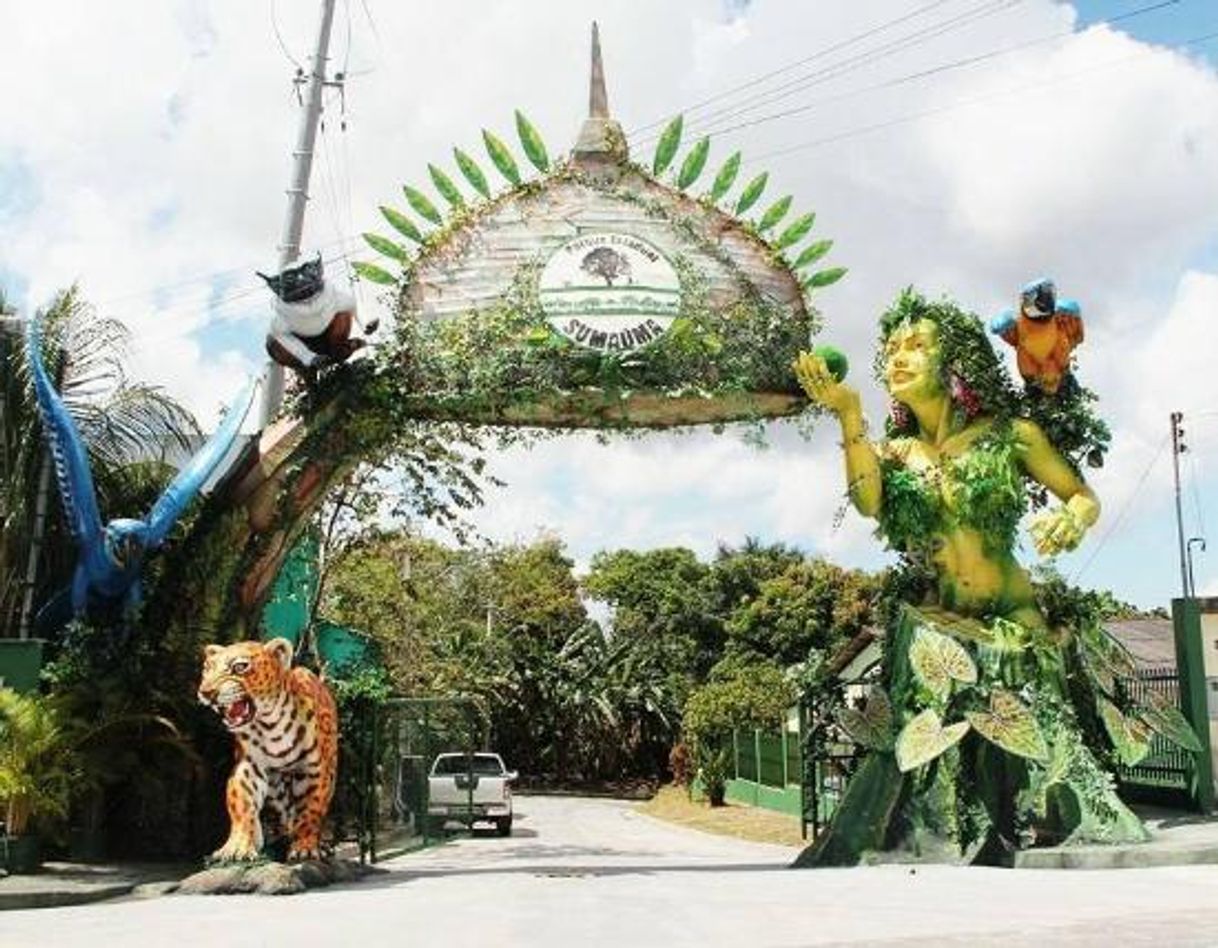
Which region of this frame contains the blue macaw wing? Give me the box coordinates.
[989,308,1016,335]
[25,313,104,547]
[144,379,259,548]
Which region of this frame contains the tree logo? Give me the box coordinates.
[539,232,681,352]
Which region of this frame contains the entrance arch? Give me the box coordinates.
[151,30,844,642]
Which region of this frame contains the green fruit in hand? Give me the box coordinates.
[814,345,848,382]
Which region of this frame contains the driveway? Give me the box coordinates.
[3,795,1218,947]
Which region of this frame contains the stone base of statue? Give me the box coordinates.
[175,857,383,896]
[795,605,1149,868]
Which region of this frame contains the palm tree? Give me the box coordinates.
[0,285,199,638]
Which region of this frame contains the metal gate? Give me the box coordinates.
[1116,665,1195,807]
[337,696,489,863]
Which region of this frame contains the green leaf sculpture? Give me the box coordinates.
[652,115,683,176]
[380,206,423,244]
[793,239,833,269]
[482,129,522,186]
[965,689,1049,761]
[735,172,768,215]
[835,688,894,751]
[909,624,977,700]
[757,195,793,233]
[351,261,397,285]
[895,709,970,773]
[677,137,710,190]
[453,147,491,199]
[773,212,816,250]
[708,151,741,203]
[403,185,443,226]
[804,267,848,289]
[362,232,409,263]
[1098,698,1151,767]
[1140,698,1203,753]
[515,110,550,173]
[428,163,465,209]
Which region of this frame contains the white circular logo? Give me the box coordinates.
[539,233,681,351]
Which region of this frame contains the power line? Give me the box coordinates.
[89,234,359,310]
[642,0,1022,147]
[628,0,958,137]
[269,0,304,72]
[1072,434,1169,584]
[689,0,1182,142]
[749,26,1218,163]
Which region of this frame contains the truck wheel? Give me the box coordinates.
[496,817,512,837]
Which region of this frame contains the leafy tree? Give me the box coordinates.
[682,661,794,805]
[709,537,804,615]
[584,547,722,680]
[725,559,879,666]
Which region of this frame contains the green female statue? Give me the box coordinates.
[792,289,1198,866]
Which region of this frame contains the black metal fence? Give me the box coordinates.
[337,696,488,862]
[1116,665,1195,807]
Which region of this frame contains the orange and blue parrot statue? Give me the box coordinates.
[990,278,1083,396]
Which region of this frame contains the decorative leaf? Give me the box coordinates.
[773,212,816,251]
[965,690,1049,761]
[895,709,970,773]
[652,115,684,176]
[708,151,741,203]
[482,129,522,186]
[379,206,423,243]
[735,172,768,215]
[403,185,443,226]
[793,239,834,269]
[1099,698,1151,767]
[362,232,409,263]
[757,195,793,233]
[515,110,550,173]
[428,163,465,208]
[804,267,848,290]
[453,147,491,198]
[1140,700,1203,753]
[835,688,894,751]
[1080,628,1136,696]
[677,137,710,190]
[909,625,977,700]
[351,261,397,285]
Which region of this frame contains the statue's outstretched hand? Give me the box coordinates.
[793,351,860,417]
[1029,504,1088,557]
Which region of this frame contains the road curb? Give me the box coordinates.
[1014,843,1218,870]
[0,882,136,911]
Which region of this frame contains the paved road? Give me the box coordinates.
[4,795,1218,947]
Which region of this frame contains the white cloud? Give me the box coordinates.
[3,1,1217,603]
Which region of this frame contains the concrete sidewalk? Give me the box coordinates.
[0,861,188,911]
[1015,806,1218,869]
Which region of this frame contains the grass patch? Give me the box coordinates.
[637,785,804,848]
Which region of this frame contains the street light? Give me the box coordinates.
[1186,536,1206,600]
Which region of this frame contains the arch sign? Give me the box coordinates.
[539,232,681,352]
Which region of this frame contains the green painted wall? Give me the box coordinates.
[0,639,44,694]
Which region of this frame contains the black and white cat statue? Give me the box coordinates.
[258,255,378,372]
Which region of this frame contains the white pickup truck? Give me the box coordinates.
[427,752,517,837]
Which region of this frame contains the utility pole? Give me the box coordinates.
[1171,411,1191,599]
[259,0,341,428]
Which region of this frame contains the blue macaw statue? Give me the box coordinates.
[26,312,258,627]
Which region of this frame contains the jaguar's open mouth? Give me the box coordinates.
[223,696,255,729]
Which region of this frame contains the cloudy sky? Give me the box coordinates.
[2,0,1217,608]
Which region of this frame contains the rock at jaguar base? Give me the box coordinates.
[175,858,380,896]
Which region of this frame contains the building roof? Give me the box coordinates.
[827,626,883,681]
[1104,617,1176,668]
